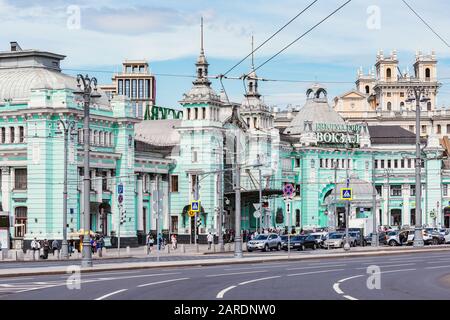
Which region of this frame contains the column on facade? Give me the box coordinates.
[1,167,11,213]
[95,169,102,203]
[5,126,10,144]
[14,126,20,144]
[137,175,144,232]
[205,107,211,121]
[402,184,410,226]
[382,184,389,225]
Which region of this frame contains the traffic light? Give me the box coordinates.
[120,210,127,225]
[197,217,202,228]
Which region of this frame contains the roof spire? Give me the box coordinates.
[200,16,204,55]
[251,34,254,70]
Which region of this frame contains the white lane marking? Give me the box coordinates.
[355,263,415,270]
[0,284,13,287]
[343,295,358,300]
[333,283,343,294]
[287,264,346,271]
[61,270,141,278]
[338,275,364,283]
[427,259,450,264]
[287,268,345,277]
[224,265,288,271]
[238,276,281,286]
[137,278,189,288]
[95,289,128,301]
[207,270,268,277]
[216,286,236,299]
[371,268,416,275]
[425,265,450,269]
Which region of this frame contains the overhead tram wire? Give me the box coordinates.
[401,0,450,48]
[222,0,319,77]
[248,0,352,76]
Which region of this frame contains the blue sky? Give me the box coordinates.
[1,0,450,108]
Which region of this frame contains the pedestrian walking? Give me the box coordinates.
[207,232,214,250]
[171,234,177,250]
[146,233,154,254]
[31,238,40,259]
[157,233,163,250]
[42,239,50,259]
[51,239,60,256]
[97,236,104,257]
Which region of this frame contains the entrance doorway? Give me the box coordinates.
[444,207,450,228]
[410,209,416,226]
[391,209,402,226]
[337,207,346,228]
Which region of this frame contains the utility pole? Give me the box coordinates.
[384,168,393,227]
[333,159,338,231]
[217,172,224,252]
[259,165,263,234]
[194,175,199,246]
[372,153,378,247]
[155,174,160,261]
[74,74,101,268]
[234,136,243,258]
[406,83,430,247]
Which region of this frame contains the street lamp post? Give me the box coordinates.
[384,168,393,227]
[405,83,430,247]
[74,74,101,267]
[56,119,75,259]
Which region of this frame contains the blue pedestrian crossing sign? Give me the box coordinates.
[190,200,201,212]
[340,188,353,201]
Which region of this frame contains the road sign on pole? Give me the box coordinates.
[340,188,352,201]
[283,183,295,198]
[118,194,123,204]
[118,183,124,194]
[253,210,261,218]
[191,200,200,212]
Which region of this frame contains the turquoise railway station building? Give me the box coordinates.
[1,38,450,249]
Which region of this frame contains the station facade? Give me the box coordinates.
[1,38,450,249]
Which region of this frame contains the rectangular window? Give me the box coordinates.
[390,185,402,197]
[1,127,5,143]
[295,158,300,168]
[192,148,198,163]
[374,160,378,169]
[400,92,405,97]
[400,159,404,168]
[408,159,412,168]
[19,126,24,143]
[10,127,15,143]
[421,125,426,134]
[132,79,137,98]
[125,79,130,98]
[380,160,385,169]
[394,159,398,168]
[102,171,108,191]
[14,168,27,190]
[409,125,414,133]
[14,207,27,238]
[146,79,151,99]
[118,79,123,95]
[376,185,382,196]
[138,79,144,98]
[171,216,178,234]
[447,124,450,134]
[410,185,416,196]
[444,184,448,196]
[171,175,179,193]
[387,92,391,97]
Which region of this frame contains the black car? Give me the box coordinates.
[365,232,387,246]
[282,235,317,251]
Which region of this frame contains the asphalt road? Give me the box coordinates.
[1,251,450,300]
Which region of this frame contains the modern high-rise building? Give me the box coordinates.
[100,60,156,119]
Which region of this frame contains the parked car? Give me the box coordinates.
[247,233,282,252]
[365,232,387,246]
[323,233,352,249]
[386,229,414,246]
[349,231,366,246]
[423,230,445,245]
[444,229,450,244]
[310,232,327,248]
[282,235,317,251]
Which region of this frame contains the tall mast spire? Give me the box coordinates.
[251,34,254,70]
[200,16,204,55]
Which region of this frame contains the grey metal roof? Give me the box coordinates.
[0,67,110,106]
[134,119,181,146]
[284,85,345,135]
[368,125,418,145]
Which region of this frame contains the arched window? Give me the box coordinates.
[365,85,370,94]
[425,68,431,80]
[387,102,392,110]
[386,68,392,79]
[10,127,15,143]
[19,126,24,143]
[202,107,206,119]
[194,108,198,120]
[437,124,442,134]
[198,68,202,78]
[427,102,432,111]
[249,82,253,92]
[187,108,191,120]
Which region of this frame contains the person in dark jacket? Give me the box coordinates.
[42,239,50,259]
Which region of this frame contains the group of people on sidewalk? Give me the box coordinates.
[145,232,178,255]
[30,238,60,259]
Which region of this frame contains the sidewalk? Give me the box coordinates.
[0,243,237,263]
[1,245,450,278]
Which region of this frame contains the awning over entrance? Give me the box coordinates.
[324,178,379,208]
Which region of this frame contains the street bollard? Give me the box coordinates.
[181,244,186,254]
[227,243,231,252]
[98,248,103,258]
[126,246,130,256]
[196,244,199,253]
[213,244,216,253]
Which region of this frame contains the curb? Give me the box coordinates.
[1,246,449,279]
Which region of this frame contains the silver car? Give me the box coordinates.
[247,233,282,252]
